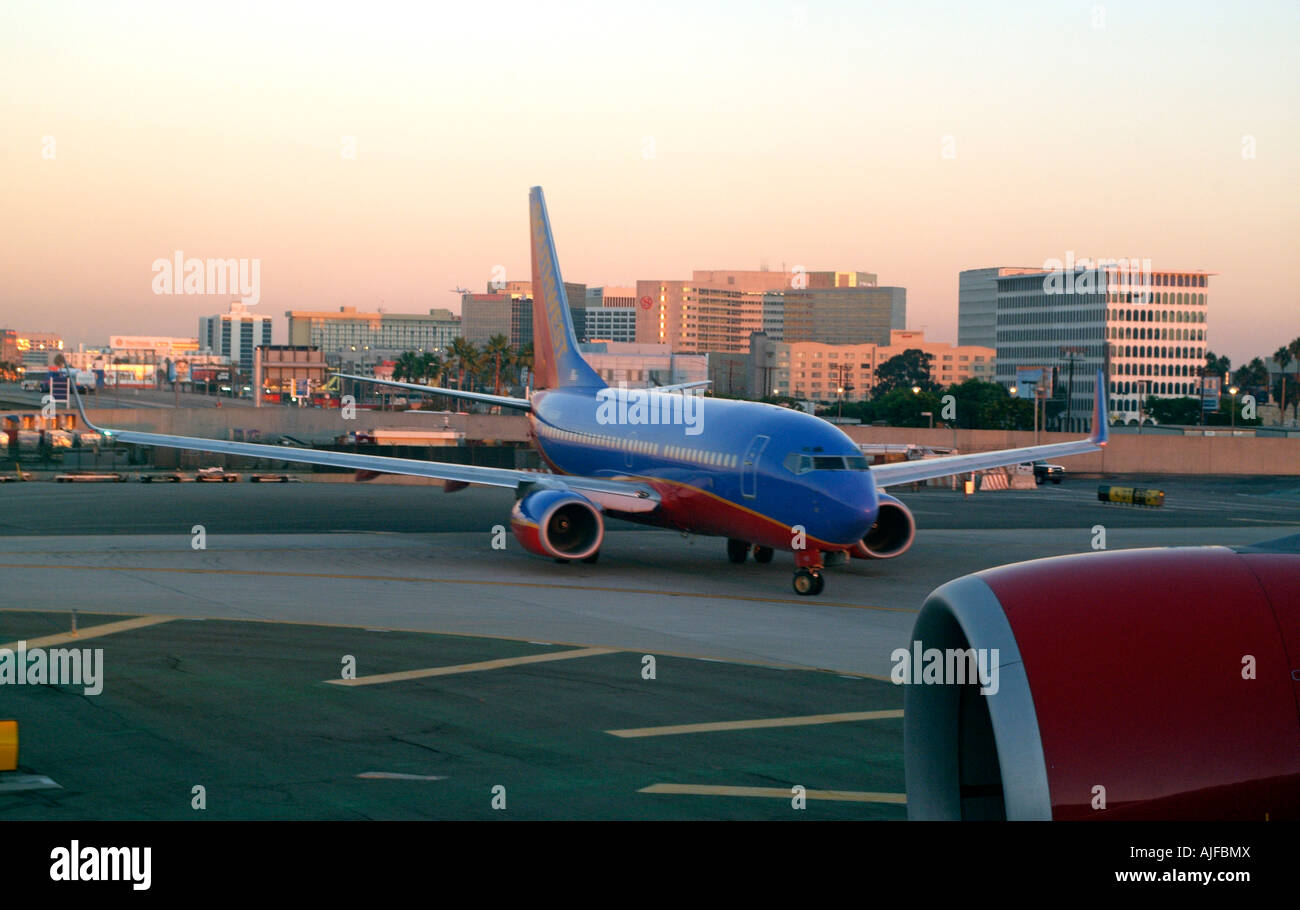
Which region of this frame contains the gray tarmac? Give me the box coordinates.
[0,476,1295,819]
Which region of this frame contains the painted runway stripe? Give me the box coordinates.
[639,783,906,804]
[0,615,175,651]
[607,708,903,738]
[0,563,911,613]
[327,646,618,686]
[0,607,895,680]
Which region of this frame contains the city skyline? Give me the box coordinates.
[3,1,1297,364]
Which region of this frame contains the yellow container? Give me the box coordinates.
[0,720,16,771]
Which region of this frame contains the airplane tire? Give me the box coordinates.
[727,539,750,564]
[793,568,823,596]
[753,546,774,564]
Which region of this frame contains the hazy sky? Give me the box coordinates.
[2,0,1296,364]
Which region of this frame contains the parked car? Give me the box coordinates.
[1028,461,1065,484]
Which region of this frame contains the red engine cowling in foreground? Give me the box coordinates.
[851,493,916,559]
[510,488,604,561]
[904,539,1300,820]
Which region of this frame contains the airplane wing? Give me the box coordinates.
[335,373,531,411]
[66,379,657,513]
[652,380,712,393]
[870,371,1109,488]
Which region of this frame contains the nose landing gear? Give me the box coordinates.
[792,548,826,596]
[792,567,824,596]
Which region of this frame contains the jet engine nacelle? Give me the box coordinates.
[903,541,1300,820]
[851,493,915,559]
[510,488,604,561]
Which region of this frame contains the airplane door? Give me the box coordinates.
[741,435,769,499]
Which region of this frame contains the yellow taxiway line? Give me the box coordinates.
[607,708,903,738]
[327,646,618,687]
[0,615,176,651]
[639,783,906,804]
[0,563,912,613]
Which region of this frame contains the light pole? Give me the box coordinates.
[1229,385,1239,428]
[837,386,845,421]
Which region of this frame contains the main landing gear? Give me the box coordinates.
[727,539,776,564]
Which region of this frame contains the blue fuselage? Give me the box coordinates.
[527,388,880,551]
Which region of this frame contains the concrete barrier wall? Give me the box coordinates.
[57,408,1300,476]
[82,408,532,444]
[842,425,1300,476]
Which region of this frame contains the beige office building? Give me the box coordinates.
[755,330,995,401]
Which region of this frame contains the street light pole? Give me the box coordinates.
[1229,385,1239,428]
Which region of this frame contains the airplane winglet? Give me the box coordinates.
[65,371,109,436]
[1091,369,1109,446]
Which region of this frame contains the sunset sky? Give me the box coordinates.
[2,0,1297,364]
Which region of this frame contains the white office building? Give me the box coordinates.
[994,266,1212,430]
[200,301,273,375]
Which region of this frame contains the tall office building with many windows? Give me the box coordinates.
[635,270,890,353]
[958,267,1041,348]
[200,301,273,374]
[993,267,1212,430]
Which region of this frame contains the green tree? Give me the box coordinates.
[1205,351,1231,379]
[1231,357,1269,398]
[1144,396,1202,425]
[392,351,422,384]
[448,338,481,405]
[944,378,1030,429]
[419,351,444,386]
[514,342,534,387]
[484,334,512,395]
[1289,337,1300,421]
[873,349,938,397]
[874,386,943,428]
[1274,345,1292,414]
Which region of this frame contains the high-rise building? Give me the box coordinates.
[0,329,19,366]
[573,286,637,343]
[993,266,1212,430]
[780,286,906,347]
[201,301,273,374]
[462,294,511,345]
[958,267,1041,349]
[634,270,794,353]
[636,270,893,353]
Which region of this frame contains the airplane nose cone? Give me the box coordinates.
[817,473,878,544]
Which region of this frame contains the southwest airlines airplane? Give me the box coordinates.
[71,187,1108,596]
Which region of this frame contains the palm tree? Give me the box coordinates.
[514,342,534,389]
[484,334,511,396]
[392,351,422,384]
[1275,345,1293,417]
[1289,337,1300,422]
[448,338,481,408]
[417,351,442,386]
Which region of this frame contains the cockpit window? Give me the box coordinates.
[783,453,871,474]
